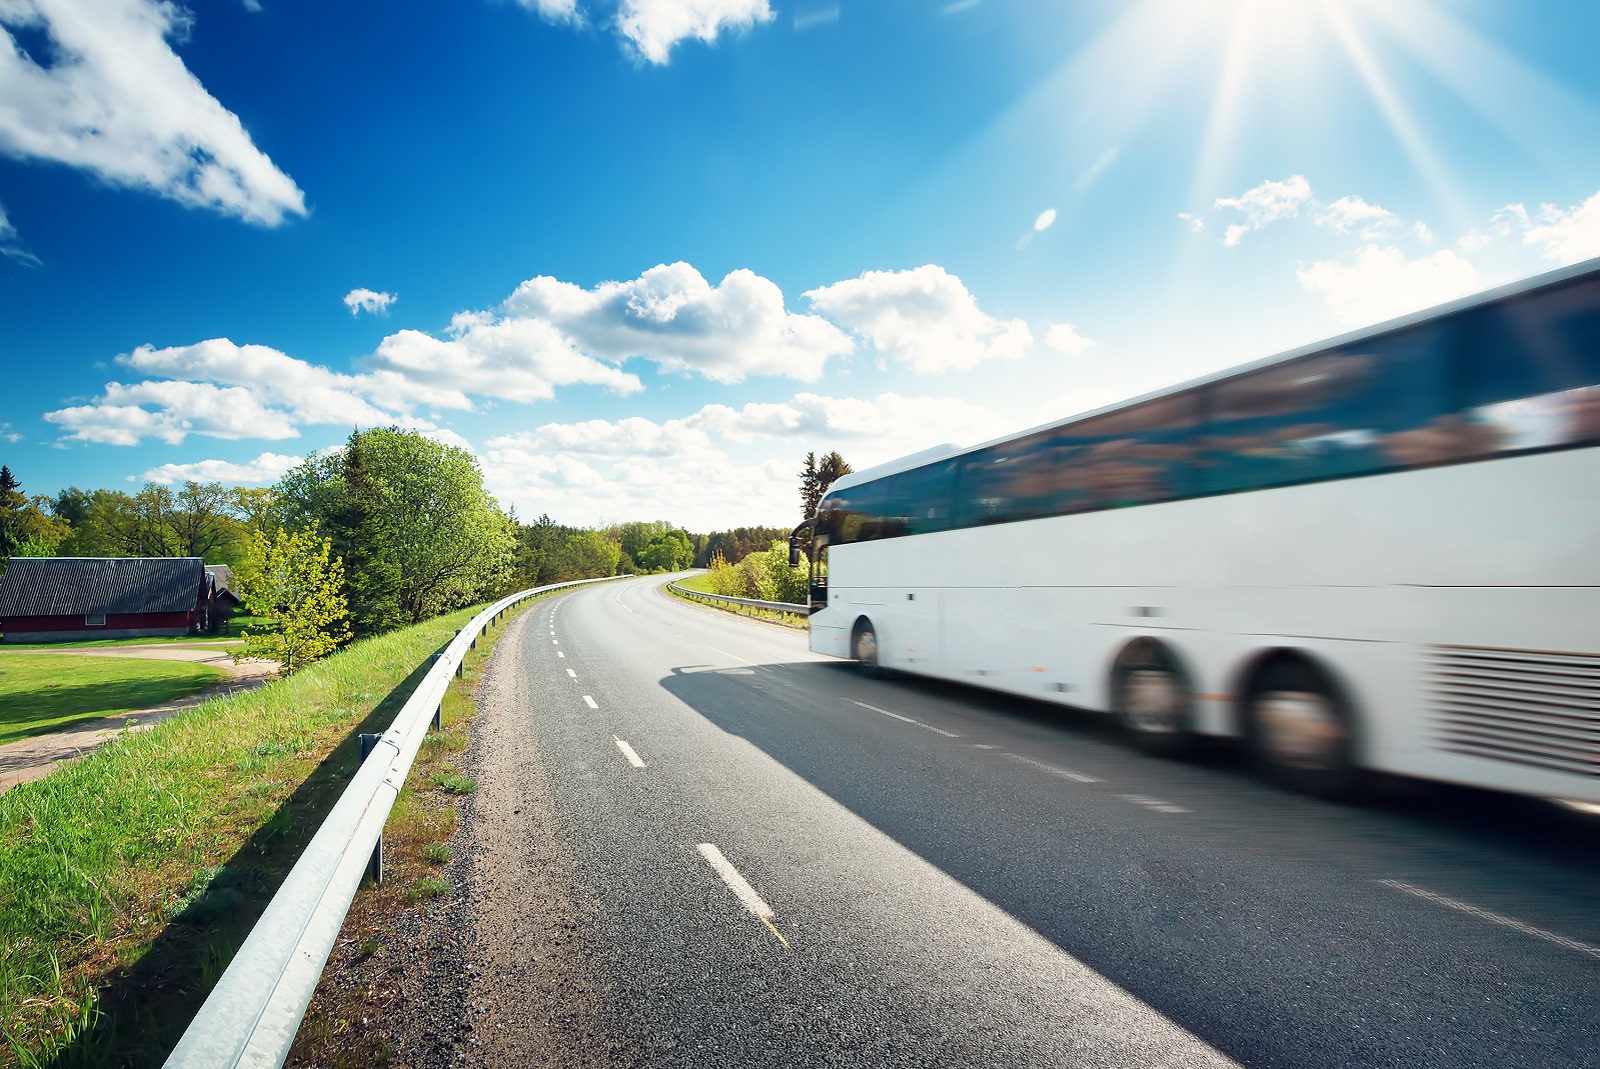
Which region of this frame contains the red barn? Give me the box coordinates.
[0,557,237,643]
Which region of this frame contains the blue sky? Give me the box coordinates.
[2,0,1598,529]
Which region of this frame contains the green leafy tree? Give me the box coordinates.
[236,526,352,675]
[551,529,621,581]
[799,451,853,521]
[637,529,694,572]
[1,469,71,571]
[278,428,516,624]
[326,432,406,637]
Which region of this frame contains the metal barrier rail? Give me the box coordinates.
[163,575,629,1069]
[667,580,809,616]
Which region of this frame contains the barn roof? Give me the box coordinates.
[0,557,205,616]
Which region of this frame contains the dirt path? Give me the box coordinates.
[0,645,279,793]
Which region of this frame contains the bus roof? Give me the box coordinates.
[824,255,1600,498]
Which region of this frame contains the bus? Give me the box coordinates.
[791,258,1600,800]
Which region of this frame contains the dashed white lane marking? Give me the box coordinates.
[1117,792,1190,814]
[848,699,962,738]
[1003,753,1102,784]
[583,695,598,710]
[552,640,560,646]
[566,668,577,678]
[1378,880,1600,960]
[557,651,565,658]
[696,843,790,948]
[971,743,1000,750]
[613,736,646,768]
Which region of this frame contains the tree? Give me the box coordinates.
[278,428,516,624]
[0,469,71,570]
[169,481,234,558]
[799,451,853,521]
[637,529,694,572]
[235,525,352,675]
[327,431,406,637]
[550,529,620,582]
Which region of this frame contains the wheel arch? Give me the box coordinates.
[1230,645,1364,758]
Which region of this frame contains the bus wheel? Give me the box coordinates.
[1111,642,1194,758]
[1244,659,1360,799]
[853,618,882,678]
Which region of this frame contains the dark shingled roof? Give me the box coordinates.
[0,557,205,616]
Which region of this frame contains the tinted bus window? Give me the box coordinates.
[1455,276,1600,458]
[879,459,959,537]
[957,394,1200,525]
[821,481,884,545]
[1203,327,1452,492]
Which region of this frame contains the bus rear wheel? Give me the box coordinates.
[853,618,882,678]
[1244,659,1360,799]
[1111,641,1195,758]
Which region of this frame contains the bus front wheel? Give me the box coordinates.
[1243,658,1361,799]
[853,618,882,678]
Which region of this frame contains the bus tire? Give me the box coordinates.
[1110,639,1196,759]
[852,618,882,678]
[1243,657,1361,799]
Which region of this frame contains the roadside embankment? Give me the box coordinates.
[0,605,483,1067]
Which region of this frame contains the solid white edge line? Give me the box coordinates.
[1377,879,1600,960]
[697,843,774,919]
[613,736,646,768]
[583,695,598,709]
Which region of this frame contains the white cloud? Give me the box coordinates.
[1033,207,1057,232]
[1177,212,1205,234]
[344,288,395,316]
[1044,322,1095,356]
[141,450,301,485]
[0,421,22,443]
[505,262,851,383]
[0,0,305,225]
[516,0,582,24]
[1415,221,1434,245]
[792,5,838,31]
[804,265,1032,374]
[1315,195,1398,238]
[1494,190,1600,266]
[1297,245,1483,327]
[479,392,1014,530]
[616,0,775,64]
[0,199,39,265]
[1216,174,1312,246]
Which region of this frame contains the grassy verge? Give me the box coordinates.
[287,596,540,1067]
[0,604,487,1067]
[665,576,808,630]
[0,656,229,745]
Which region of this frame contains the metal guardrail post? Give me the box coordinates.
[664,581,810,617]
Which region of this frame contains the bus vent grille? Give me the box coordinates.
[1428,645,1600,779]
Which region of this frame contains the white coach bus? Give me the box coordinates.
[792,259,1600,800]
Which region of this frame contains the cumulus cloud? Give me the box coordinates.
[141,450,302,485]
[804,265,1032,374]
[0,421,22,443]
[1177,212,1205,234]
[1493,190,1600,266]
[1043,322,1095,356]
[1215,174,1313,246]
[617,0,775,64]
[516,0,583,24]
[344,288,395,316]
[0,0,306,225]
[1297,245,1483,327]
[1315,195,1398,238]
[505,262,852,383]
[479,391,1013,529]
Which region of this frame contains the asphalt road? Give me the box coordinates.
[484,574,1600,1069]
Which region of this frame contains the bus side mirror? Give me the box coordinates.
[789,543,802,567]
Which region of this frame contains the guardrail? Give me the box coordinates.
[667,580,810,616]
[163,575,629,1069]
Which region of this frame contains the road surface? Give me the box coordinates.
[449,573,1599,1069]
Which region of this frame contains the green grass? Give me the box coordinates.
[0,603,489,1066]
[666,575,808,630]
[674,572,715,593]
[0,655,229,745]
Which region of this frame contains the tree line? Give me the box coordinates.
[1,436,856,668]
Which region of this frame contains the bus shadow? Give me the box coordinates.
[659,658,1600,1069]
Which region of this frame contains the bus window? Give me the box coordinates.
[1458,276,1600,456]
[824,481,885,544]
[1204,326,1458,490]
[1051,393,1200,511]
[880,459,959,536]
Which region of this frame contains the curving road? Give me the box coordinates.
[457,573,1600,1069]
